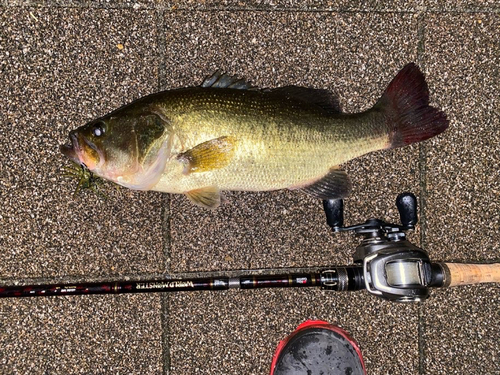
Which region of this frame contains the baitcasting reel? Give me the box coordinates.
[323,193,443,302]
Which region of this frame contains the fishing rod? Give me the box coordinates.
[1,193,499,302]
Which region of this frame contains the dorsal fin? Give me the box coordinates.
[201,71,255,90]
[201,73,341,114]
[270,86,342,115]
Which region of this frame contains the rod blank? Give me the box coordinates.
[0,272,332,298]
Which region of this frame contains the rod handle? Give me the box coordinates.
[440,263,500,287]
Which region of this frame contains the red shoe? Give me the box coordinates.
[270,320,366,375]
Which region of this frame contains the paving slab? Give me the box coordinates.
[422,287,500,374]
[9,0,499,11]
[0,7,166,279]
[425,0,499,11]
[165,10,422,273]
[422,12,499,374]
[6,0,157,8]
[0,294,164,374]
[1,7,159,118]
[0,7,167,374]
[168,290,420,375]
[163,0,423,11]
[424,12,499,263]
[164,9,424,375]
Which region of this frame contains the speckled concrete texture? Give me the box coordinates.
[422,287,500,374]
[425,0,500,11]
[0,294,164,374]
[422,13,500,374]
[1,7,167,374]
[1,2,499,375]
[168,290,420,375]
[8,0,498,11]
[0,8,165,279]
[164,0,423,11]
[7,0,157,8]
[424,13,499,262]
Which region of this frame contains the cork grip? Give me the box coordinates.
[441,263,500,287]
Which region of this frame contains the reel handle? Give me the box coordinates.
[323,199,344,230]
[396,192,418,227]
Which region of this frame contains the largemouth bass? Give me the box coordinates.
[61,63,448,208]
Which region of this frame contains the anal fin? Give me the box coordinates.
[185,186,223,209]
[294,168,352,200]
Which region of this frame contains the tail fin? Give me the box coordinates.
[377,63,449,149]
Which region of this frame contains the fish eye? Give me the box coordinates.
[92,122,105,137]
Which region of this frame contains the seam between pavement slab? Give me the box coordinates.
[416,10,428,375]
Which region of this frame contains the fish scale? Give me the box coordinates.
[156,92,349,188]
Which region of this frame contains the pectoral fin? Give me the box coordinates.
[293,168,352,200]
[185,186,223,209]
[178,136,236,174]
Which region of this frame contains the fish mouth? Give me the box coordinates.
[60,131,82,165]
[60,130,104,170]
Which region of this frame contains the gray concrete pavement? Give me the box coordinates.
[0,1,498,374]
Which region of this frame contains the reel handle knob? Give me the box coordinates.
[323,199,344,230]
[396,192,418,227]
